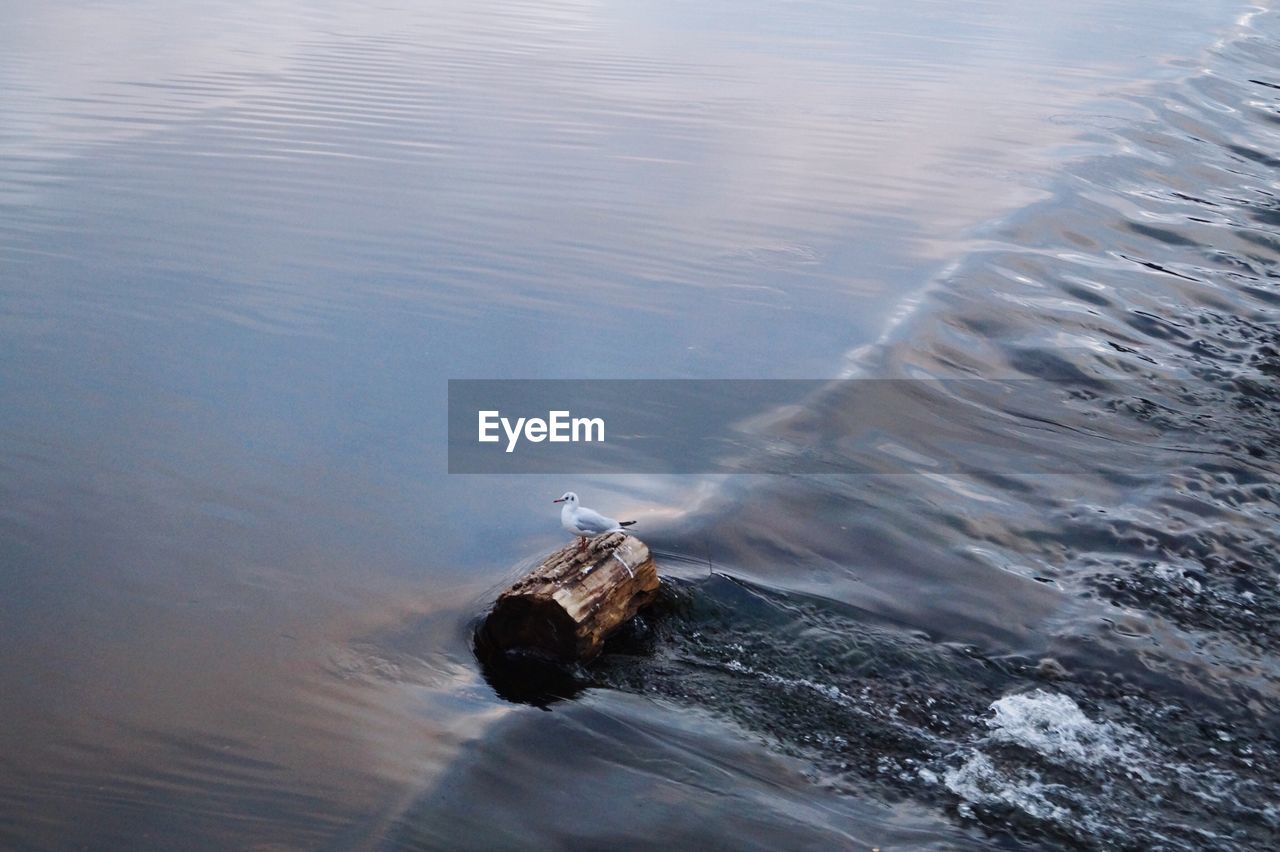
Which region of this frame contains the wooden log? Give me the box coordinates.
[477,532,659,663]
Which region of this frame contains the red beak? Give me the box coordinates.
[552,498,565,503]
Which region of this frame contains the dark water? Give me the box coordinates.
[3,1,1279,849]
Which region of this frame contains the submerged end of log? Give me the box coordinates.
[477,533,659,664]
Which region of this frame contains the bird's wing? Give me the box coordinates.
[573,507,620,534]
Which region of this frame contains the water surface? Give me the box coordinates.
[2,0,1278,848]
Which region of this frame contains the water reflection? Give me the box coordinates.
[0,0,1270,847]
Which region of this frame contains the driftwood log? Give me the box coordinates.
[477,532,659,663]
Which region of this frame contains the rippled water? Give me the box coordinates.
[3,1,1278,848]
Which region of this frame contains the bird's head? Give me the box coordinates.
[553,491,579,506]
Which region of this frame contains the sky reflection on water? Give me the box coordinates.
[0,0,1265,847]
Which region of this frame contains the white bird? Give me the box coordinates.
[553,491,635,552]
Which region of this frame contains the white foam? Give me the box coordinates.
[941,752,1072,822]
[924,689,1167,837]
[985,690,1138,766]
[723,658,854,705]
[1152,562,1202,593]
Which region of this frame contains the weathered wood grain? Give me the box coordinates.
[477,533,659,663]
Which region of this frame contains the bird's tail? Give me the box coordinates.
[619,520,637,527]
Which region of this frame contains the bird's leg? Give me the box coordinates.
[577,536,586,553]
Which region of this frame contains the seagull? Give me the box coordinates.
[553,491,636,552]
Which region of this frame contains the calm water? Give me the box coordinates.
[3,1,1279,848]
